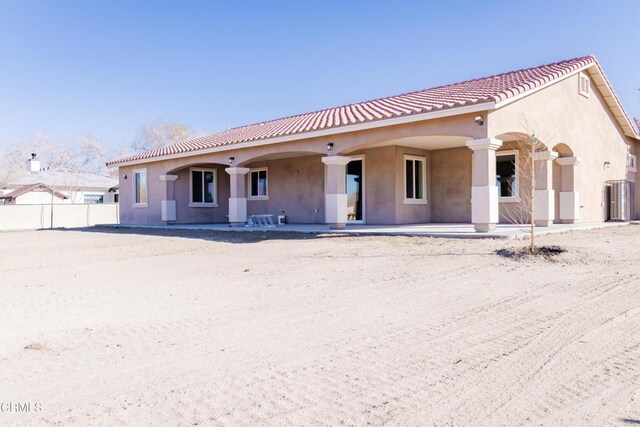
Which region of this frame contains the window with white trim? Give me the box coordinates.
[579,72,590,98]
[133,169,147,206]
[496,151,518,198]
[249,168,268,199]
[404,156,426,203]
[628,154,637,173]
[190,168,217,205]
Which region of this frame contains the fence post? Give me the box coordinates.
[50,192,54,228]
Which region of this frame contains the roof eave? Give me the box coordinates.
[108,101,496,167]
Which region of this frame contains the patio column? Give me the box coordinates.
[322,155,351,230]
[533,150,559,227]
[556,156,580,224]
[226,167,250,226]
[159,174,179,224]
[467,138,502,232]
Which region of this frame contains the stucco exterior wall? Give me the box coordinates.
[430,147,472,223]
[118,162,163,225]
[489,72,634,223]
[394,146,431,224]
[245,155,325,224]
[174,165,230,224]
[353,146,397,224]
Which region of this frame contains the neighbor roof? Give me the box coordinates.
[108,55,638,166]
[5,168,118,190]
[0,183,69,202]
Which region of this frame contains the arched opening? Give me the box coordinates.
[237,151,323,166]
[494,132,555,225]
[553,143,574,158]
[552,143,579,224]
[340,134,475,224]
[341,134,472,155]
[238,151,327,225]
[166,162,230,224]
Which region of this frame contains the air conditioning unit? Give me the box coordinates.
[606,180,632,221]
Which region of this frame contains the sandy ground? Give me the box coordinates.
[1,225,639,426]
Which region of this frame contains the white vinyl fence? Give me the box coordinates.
[0,203,119,230]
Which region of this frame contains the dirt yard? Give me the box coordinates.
[1,225,639,426]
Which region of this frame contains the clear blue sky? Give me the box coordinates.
[1,0,638,153]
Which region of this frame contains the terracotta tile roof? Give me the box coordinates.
[108,55,600,166]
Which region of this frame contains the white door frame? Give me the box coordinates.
[323,154,366,224]
[347,155,365,224]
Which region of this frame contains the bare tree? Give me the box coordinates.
[77,135,107,173]
[497,112,565,253]
[0,133,110,179]
[0,133,49,188]
[499,134,547,252]
[59,173,82,203]
[0,145,20,188]
[130,120,197,153]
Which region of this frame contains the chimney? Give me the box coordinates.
[28,153,40,172]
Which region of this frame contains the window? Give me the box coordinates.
[579,72,590,98]
[404,156,427,204]
[249,168,268,199]
[133,169,147,206]
[190,168,217,206]
[84,194,104,204]
[496,151,518,198]
[628,154,637,173]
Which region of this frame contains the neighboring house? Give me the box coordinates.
[107,55,640,232]
[0,183,69,204]
[0,155,119,205]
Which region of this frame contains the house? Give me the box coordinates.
[0,154,119,205]
[107,55,639,232]
[0,183,69,204]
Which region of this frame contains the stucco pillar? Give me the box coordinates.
[556,156,581,224]
[159,174,179,223]
[467,138,502,232]
[322,156,351,229]
[226,167,250,226]
[533,151,559,227]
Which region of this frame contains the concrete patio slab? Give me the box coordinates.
[100,221,629,239]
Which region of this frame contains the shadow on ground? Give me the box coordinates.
[44,225,365,245]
